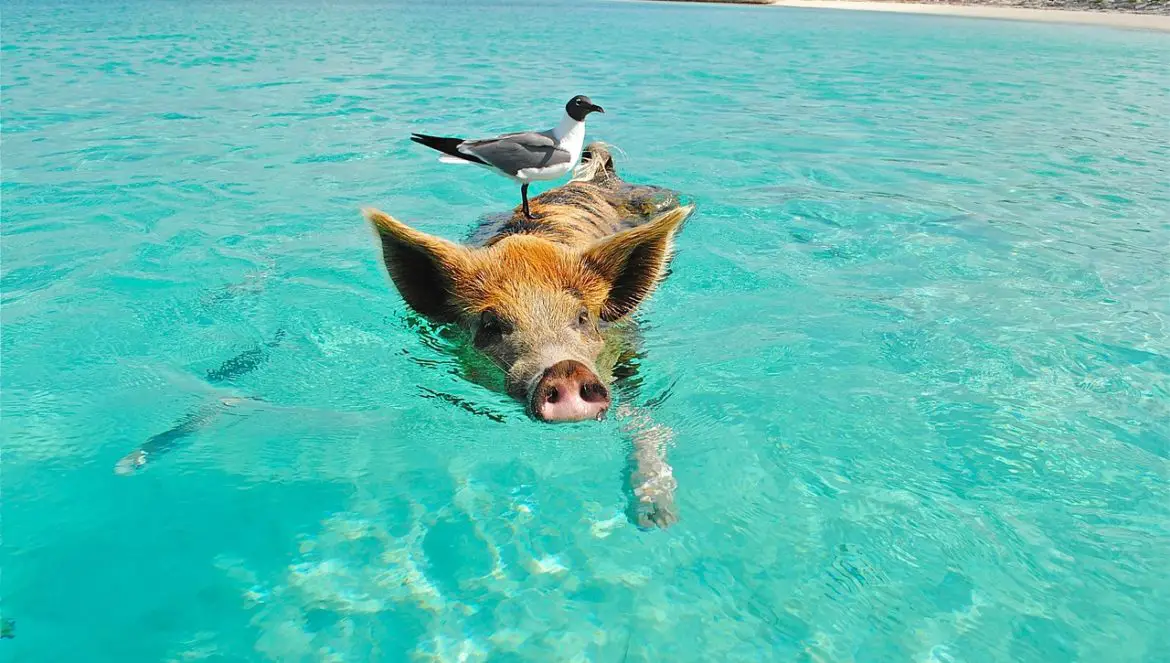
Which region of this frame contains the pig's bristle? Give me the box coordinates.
[570,141,619,185]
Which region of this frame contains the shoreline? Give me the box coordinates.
[768,1,1170,30]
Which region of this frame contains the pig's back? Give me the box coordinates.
[469,179,683,249]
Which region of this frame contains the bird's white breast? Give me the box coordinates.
[556,118,586,163]
[516,115,586,183]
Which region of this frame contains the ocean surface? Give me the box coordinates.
[3,0,1169,660]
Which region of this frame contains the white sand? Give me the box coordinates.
[770,1,1170,31]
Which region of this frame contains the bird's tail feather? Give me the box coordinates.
[410,133,485,165]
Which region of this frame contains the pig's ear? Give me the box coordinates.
[363,208,469,323]
[583,205,694,322]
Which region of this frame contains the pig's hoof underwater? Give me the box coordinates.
[634,494,679,530]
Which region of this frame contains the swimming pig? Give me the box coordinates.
[364,143,692,424]
[366,143,691,527]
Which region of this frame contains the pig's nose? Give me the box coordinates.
[531,360,610,423]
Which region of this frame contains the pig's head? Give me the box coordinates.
[363,205,692,422]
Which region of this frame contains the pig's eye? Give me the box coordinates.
[575,307,591,329]
[475,310,508,346]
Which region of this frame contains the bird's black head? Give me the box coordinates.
[566,95,604,122]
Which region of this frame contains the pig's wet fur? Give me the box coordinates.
[467,144,683,247]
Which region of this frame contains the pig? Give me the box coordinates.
[364,142,692,527]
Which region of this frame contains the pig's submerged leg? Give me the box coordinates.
[619,404,679,529]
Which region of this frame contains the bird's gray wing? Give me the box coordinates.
[459,131,571,176]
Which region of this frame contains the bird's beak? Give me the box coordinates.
[588,103,605,114]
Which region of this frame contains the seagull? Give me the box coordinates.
[410,95,605,219]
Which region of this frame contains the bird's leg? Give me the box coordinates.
[521,183,533,219]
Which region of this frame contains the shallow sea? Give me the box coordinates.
[2,0,1169,660]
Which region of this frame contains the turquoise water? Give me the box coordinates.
[3,0,1170,659]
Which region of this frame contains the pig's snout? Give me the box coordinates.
[531,360,610,422]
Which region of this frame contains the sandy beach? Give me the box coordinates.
[770,1,1170,30]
